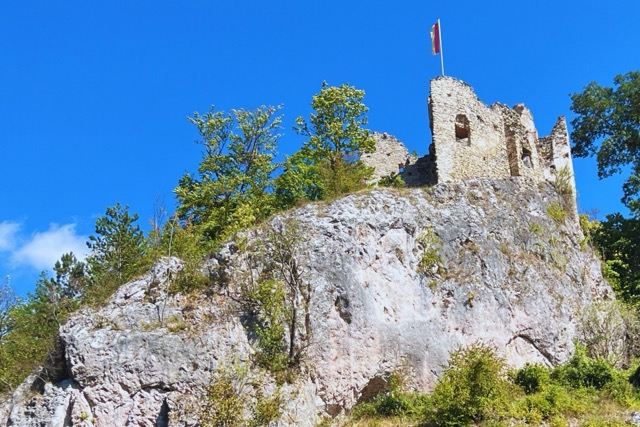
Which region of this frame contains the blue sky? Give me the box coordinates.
[1,1,638,296]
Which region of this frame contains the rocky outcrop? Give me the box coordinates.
[1,178,610,426]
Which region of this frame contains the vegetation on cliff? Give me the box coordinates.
[1,72,640,427]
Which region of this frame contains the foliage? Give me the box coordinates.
[578,299,640,367]
[85,203,148,303]
[378,172,406,188]
[570,71,640,214]
[242,220,310,377]
[512,384,574,424]
[514,363,551,395]
[579,213,601,248]
[175,105,281,243]
[0,277,66,392]
[551,345,615,389]
[425,343,513,426]
[547,201,568,224]
[552,166,574,203]
[52,252,88,300]
[197,364,283,427]
[199,368,246,427]
[591,213,640,304]
[276,82,375,206]
[417,227,443,275]
[248,390,283,427]
[350,343,640,427]
[262,220,310,363]
[245,278,290,373]
[351,373,429,421]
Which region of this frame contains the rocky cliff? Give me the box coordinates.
[1,178,610,426]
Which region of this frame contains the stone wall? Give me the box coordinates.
[361,133,411,181]
[428,76,575,198]
[362,77,577,201]
[428,78,511,182]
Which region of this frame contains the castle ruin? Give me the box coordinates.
[363,76,576,196]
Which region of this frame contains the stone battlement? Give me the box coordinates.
[363,77,576,199]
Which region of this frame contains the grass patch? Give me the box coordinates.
[417,227,443,276]
[547,201,568,224]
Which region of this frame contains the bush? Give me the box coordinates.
[378,172,405,188]
[425,343,514,426]
[245,279,290,373]
[551,345,615,389]
[350,372,430,421]
[514,384,572,423]
[417,227,443,275]
[547,201,568,224]
[199,372,245,427]
[248,390,283,427]
[514,363,551,394]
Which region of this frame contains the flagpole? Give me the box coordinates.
[438,18,445,76]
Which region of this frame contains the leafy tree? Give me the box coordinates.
[86,203,148,300]
[0,281,63,391]
[175,105,282,242]
[276,82,375,206]
[570,71,640,214]
[590,213,640,304]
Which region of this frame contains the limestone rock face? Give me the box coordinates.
[1,179,610,426]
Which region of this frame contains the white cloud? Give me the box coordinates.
[0,221,21,252]
[12,223,89,271]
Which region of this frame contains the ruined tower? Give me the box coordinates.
[427,76,575,193]
[363,76,577,199]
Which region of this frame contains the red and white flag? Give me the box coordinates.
[430,20,441,55]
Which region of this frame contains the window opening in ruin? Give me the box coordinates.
[522,148,533,168]
[455,114,470,144]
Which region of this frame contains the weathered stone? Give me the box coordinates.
[362,77,577,204]
[361,132,410,181]
[1,77,610,426]
[1,178,609,426]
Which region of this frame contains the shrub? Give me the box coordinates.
[378,172,405,188]
[514,384,572,423]
[578,299,640,367]
[248,390,283,427]
[551,345,615,389]
[199,371,245,427]
[425,343,514,426]
[245,279,290,373]
[417,227,443,275]
[350,372,430,421]
[514,363,551,394]
[547,201,568,224]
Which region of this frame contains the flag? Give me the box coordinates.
[431,21,441,55]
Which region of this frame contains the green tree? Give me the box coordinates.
[0,281,63,391]
[175,105,282,242]
[591,213,640,304]
[86,203,148,301]
[570,71,640,214]
[52,252,87,299]
[276,82,375,206]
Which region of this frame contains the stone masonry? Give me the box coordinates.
[363,76,576,197]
